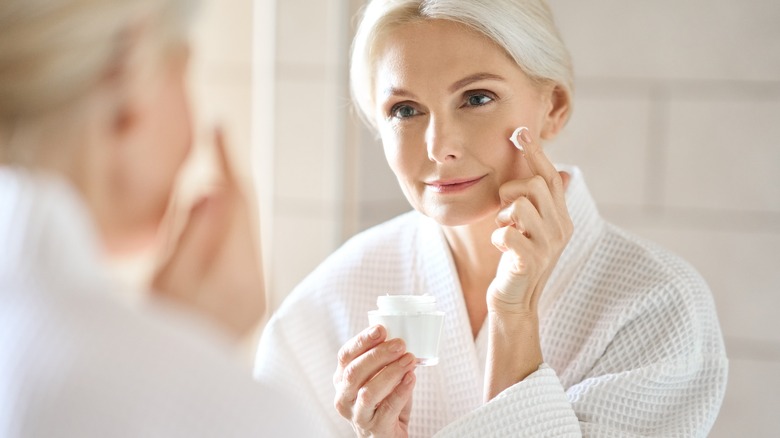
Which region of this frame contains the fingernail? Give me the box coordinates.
[368,325,381,339]
[399,354,414,367]
[402,372,414,385]
[519,127,532,144]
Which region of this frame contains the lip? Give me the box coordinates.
[425,175,486,194]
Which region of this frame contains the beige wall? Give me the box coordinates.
[191,0,779,433]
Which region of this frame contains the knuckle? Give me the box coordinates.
[334,397,346,415]
[550,173,564,190]
[342,363,359,387]
[531,175,546,189]
[375,398,395,418]
[357,387,376,409]
[337,345,352,366]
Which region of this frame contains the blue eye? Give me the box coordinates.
[466,94,493,106]
[391,104,419,119]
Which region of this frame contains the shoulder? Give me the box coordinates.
[597,224,712,306]
[588,224,724,356]
[0,279,296,436]
[284,210,422,300]
[268,210,425,339]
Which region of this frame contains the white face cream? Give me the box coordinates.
[368,295,445,366]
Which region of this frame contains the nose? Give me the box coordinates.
[425,115,462,163]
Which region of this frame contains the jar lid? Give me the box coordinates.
[376,294,437,313]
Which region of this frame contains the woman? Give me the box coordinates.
[255,0,728,436]
[0,0,311,436]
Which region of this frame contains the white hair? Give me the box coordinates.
[0,0,197,163]
[350,0,573,129]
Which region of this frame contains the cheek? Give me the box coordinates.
[380,127,410,180]
[128,75,192,227]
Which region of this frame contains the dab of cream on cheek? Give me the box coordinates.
[509,126,528,152]
[368,295,445,366]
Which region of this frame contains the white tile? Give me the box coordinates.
[274,78,342,203]
[276,0,341,68]
[191,0,253,68]
[355,125,406,204]
[665,99,780,212]
[626,226,780,343]
[268,209,340,311]
[709,358,780,437]
[550,0,780,81]
[547,96,651,207]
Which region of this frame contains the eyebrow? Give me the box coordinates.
[382,86,418,99]
[448,72,506,93]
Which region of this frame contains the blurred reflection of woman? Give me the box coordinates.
[255,0,728,436]
[0,0,312,436]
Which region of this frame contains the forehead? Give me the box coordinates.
[373,19,519,89]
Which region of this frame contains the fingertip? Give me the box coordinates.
[559,171,571,191]
[368,324,383,340]
[519,126,532,144]
[509,126,529,151]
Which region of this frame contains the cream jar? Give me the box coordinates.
[368,295,445,366]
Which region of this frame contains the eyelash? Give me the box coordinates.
[389,103,419,119]
[462,91,496,108]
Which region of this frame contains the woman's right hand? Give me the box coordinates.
[151,128,265,340]
[333,325,418,438]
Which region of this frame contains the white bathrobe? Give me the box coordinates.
[0,167,313,437]
[255,167,728,437]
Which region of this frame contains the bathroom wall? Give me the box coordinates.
[263,0,779,434]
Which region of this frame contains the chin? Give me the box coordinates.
[422,203,498,228]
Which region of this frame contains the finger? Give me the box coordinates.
[559,170,571,192]
[353,352,416,426]
[373,371,416,431]
[491,225,534,261]
[151,195,228,295]
[495,196,544,237]
[336,325,386,373]
[338,338,406,402]
[498,176,558,221]
[213,126,237,188]
[515,128,566,203]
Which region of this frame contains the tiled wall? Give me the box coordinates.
[268,0,780,434]
[548,2,780,435]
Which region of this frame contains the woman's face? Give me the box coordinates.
[372,19,559,227]
[106,44,193,252]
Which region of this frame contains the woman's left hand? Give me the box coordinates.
[489,128,572,316]
[484,128,572,400]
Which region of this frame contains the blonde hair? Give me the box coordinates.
[350,0,573,129]
[0,0,197,163]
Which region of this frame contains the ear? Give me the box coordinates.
[539,84,571,140]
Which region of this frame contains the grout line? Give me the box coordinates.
[574,76,780,101]
[598,203,780,234]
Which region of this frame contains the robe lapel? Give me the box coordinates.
[413,215,484,422]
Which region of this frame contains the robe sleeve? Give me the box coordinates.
[254,302,355,437]
[435,274,728,438]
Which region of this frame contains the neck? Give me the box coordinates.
[441,214,502,338]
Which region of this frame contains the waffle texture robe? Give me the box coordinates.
[255,166,728,437]
[0,168,313,437]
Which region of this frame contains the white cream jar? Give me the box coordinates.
[368,295,445,366]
